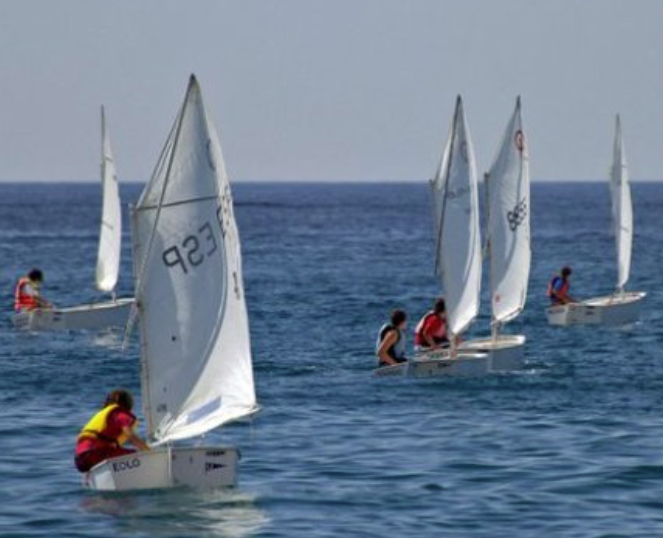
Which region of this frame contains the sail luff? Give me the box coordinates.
[611,114,632,292]
[487,96,531,325]
[95,106,122,293]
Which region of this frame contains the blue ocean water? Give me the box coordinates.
[1,181,662,538]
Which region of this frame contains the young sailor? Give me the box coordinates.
[376,309,408,366]
[75,389,150,473]
[14,268,50,311]
[547,266,576,305]
[414,298,449,351]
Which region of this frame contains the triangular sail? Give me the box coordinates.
[486,97,531,324]
[132,76,257,443]
[430,96,482,336]
[95,107,122,293]
[610,115,632,292]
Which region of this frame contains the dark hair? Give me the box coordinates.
[434,298,446,314]
[28,268,43,282]
[104,389,134,411]
[390,309,407,326]
[561,266,572,278]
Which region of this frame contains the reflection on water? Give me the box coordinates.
[80,489,270,538]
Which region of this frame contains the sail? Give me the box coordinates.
[610,115,632,292]
[132,76,257,443]
[430,96,482,336]
[95,107,122,292]
[486,97,531,324]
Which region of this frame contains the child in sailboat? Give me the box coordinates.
[376,310,409,366]
[14,268,51,311]
[75,389,150,473]
[414,298,449,352]
[547,266,577,305]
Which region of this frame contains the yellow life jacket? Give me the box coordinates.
[77,403,136,447]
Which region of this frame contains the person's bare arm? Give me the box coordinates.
[123,427,150,451]
[377,331,399,365]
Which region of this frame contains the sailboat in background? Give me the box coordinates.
[459,97,528,367]
[546,115,646,326]
[13,108,134,331]
[85,76,258,491]
[376,96,490,377]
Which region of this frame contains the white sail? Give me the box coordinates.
[486,97,531,324]
[610,115,632,292]
[132,76,257,443]
[95,107,122,293]
[430,96,482,336]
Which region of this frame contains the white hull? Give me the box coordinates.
[12,298,134,331]
[374,344,523,378]
[546,292,646,326]
[84,445,239,491]
[459,334,525,370]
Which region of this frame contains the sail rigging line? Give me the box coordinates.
[135,194,221,212]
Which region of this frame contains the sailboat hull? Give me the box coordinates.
[546,292,646,326]
[12,298,134,331]
[459,334,525,370]
[374,347,522,378]
[83,445,239,491]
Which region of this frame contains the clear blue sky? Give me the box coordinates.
[1,0,662,182]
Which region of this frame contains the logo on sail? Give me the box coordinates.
[507,197,527,231]
[514,130,525,153]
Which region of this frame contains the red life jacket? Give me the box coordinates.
[14,277,38,311]
[414,311,447,346]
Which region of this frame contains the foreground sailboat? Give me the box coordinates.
[546,115,646,326]
[376,96,489,377]
[12,108,134,331]
[459,97,529,367]
[85,76,258,491]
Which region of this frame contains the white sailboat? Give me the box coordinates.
[546,115,646,326]
[459,97,528,368]
[376,96,490,377]
[12,108,134,331]
[85,75,258,491]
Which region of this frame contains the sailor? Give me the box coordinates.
[14,268,50,311]
[547,266,576,305]
[376,309,408,366]
[74,389,150,473]
[414,298,449,351]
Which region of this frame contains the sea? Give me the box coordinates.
[0,181,662,538]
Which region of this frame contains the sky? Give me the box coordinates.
[0,0,662,183]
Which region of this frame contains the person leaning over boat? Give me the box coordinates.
[413,298,449,352]
[14,268,50,311]
[75,389,150,473]
[376,309,408,366]
[547,266,577,305]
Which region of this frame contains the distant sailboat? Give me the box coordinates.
[376,96,490,377]
[12,108,134,331]
[546,115,646,326]
[85,75,258,490]
[459,97,529,367]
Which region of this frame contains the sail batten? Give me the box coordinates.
[611,115,632,292]
[95,107,122,293]
[430,96,482,336]
[486,97,531,324]
[133,76,257,444]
